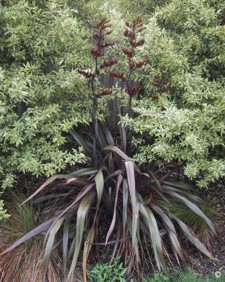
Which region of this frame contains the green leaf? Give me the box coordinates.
[125,161,139,251]
[174,216,216,260]
[22,174,73,205]
[44,216,65,275]
[104,145,133,161]
[68,190,95,279]
[105,174,123,244]
[95,169,104,207]
[139,202,167,272]
[69,129,92,154]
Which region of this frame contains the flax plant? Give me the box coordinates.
[1,18,217,282]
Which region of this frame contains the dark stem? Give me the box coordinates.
[91,57,99,167]
[126,61,133,114]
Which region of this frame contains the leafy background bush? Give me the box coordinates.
[121,0,225,187]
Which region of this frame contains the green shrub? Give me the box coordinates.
[0,1,91,186]
[122,0,225,187]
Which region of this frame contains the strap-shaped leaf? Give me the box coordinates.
[173,216,216,260]
[95,169,104,206]
[70,168,98,177]
[22,174,73,205]
[139,203,167,272]
[125,161,139,250]
[166,191,216,233]
[44,216,65,275]
[68,190,95,279]
[150,203,185,261]
[99,121,115,145]
[105,174,123,244]
[83,224,96,282]
[104,145,133,161]
[62,217,71,275]
[122,179,129,237]
[0,217,55,256]
[69,129,92,154]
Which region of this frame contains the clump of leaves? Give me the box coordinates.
[89,257,127,282]
[0,18,217,282]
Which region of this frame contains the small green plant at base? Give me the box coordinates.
[89,257,127,282]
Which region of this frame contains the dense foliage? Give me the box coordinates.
[0,1,92,200]
[122,0,225,187]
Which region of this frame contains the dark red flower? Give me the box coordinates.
[135,59,147,68]
[126,85,140,96]
[151,94,158,100]
[109,70,126,81]
[91,48,103,57]
[124,28,135,39]
[122,47,135,58]
[128,60,136,69]
[77,69,94,78]
[128,59,146,69]
[136,39,145,46]
[100,58,118,69]
[99,41,114,48]
[93,32,101,41]
[96,18,111,30]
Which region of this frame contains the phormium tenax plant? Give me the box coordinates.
[0,18,217,282]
